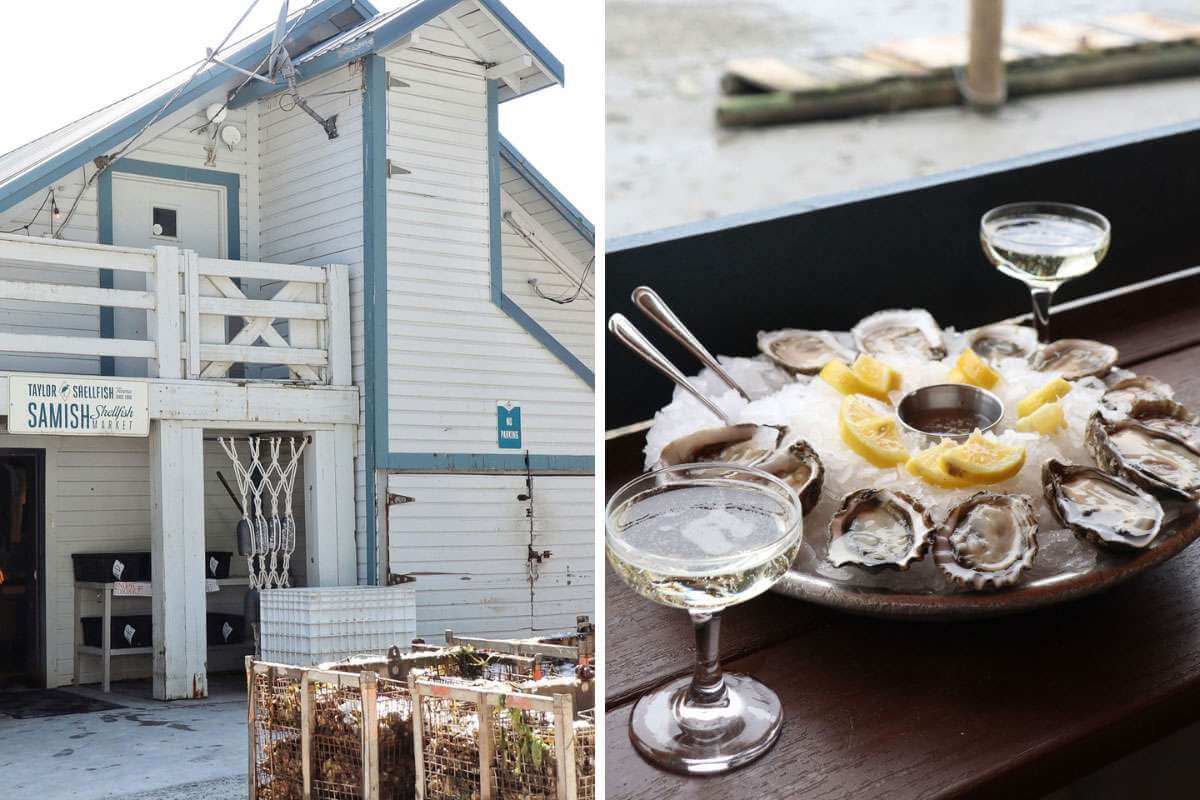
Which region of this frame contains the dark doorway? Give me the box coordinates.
[0,449,44,690]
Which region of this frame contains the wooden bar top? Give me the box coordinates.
[604,272,1200,799]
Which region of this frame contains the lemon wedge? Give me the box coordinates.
[1017,377,1072,418]
[1015,400,1066,434]
[820,358,883,399]
[906,440,972,488]
[851,353,901,396]
[839,395,909,468]
[938,430,1026,484]
[954,348,1000,390]
[946,367,969,384]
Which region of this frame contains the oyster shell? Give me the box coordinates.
[851,309,947,360]
[1042,459,1163,551]
[1127,398,1200,450]
[1029,339,1118,380]
[1085,414,1200,499]
[757,329,855,374]
[1098,375,1173,422]
[656,423,784,471]
[967,323,1038,362]
[760,439,825,516]
[826,489,934,571]
[933,492,1038,590]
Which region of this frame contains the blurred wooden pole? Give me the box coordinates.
[964,0,1007,108]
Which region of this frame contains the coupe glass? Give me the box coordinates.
[605,463,804,775]
[980,202,1111,343]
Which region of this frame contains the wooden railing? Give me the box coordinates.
[0,233,350,385]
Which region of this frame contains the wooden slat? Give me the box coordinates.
[198,256,329,284]
[0,278,155,310]
[196,295,329,321]
[0,232,155,272]
[0,331,155,359]
[199,343,329,367]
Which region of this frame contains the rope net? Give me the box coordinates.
[219,435,307,589]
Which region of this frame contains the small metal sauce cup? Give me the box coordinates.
[897,384,1005,444]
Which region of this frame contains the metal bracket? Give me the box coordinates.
[387,493,415,505]
[387,72,410,89]
[386,160,411,178]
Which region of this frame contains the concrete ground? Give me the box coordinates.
[0,675,247,800]
[606,0,1200,239]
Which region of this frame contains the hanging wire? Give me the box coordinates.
[1,188,53,235]
[531,257,593,305]
[502,210,595,304]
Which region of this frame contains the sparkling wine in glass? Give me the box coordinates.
[980,202,1111,343]
[606,463,804,775]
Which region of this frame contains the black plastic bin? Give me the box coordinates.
[206,613,245,645]
[72,552,151,583]
[205,551,233,579]
[81,614,153,649]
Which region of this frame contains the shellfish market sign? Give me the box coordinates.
[8,375,149,436]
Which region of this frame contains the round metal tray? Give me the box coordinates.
[773,501,1200,619]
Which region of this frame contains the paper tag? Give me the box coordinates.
[123,624,136,645]
[222,621,234,642]
[112,559,125,580]
[209,556,219,576]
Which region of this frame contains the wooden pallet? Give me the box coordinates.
[719,13,1200,126]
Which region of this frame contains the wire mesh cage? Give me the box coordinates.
[417,688,482,800]
[490,701,560,799]
[574,713,596,800]
[252,669,304,800]
[310,680,366,800]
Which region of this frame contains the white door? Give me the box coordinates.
[385,474,595,639]
[110,173,225,376]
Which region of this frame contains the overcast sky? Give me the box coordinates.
[0,0,602,222]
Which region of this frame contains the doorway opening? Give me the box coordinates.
[0,449,44,690]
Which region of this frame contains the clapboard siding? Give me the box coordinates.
[386,473,594,637]
[0,428,305,688]
[0,95,257,375]
[381,27,593,456]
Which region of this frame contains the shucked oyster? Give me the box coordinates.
[933,492,1038,590]
[1098,375,1174,422]
[757,329,855,374]
[827,489,934,571]
[760,439,825,516]
[657,423,784,471]
[1029,339,1118,380]
[1126,398,1200,450]
[967,323,1039,363]
[851,309,946,360]
[1043,459,1163,551]
[1085,414,1200,499]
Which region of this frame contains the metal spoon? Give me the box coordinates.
[631,286,753,401]
[608,313,733,424]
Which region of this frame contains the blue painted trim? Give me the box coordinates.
[486,80,594,388]
[232,0,564,109]
[0,0,370,215]
[498,135,593,243]
[95,159,240,375]
[362,53,389,586]
[380,452,594,473]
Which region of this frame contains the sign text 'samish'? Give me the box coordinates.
[8,375,149,436]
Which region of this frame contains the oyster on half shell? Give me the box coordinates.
[757,329,855,374]
[1126,398,1200,450]
[827,489,934,571]
[933,492,1038,590]
[760,439,825,516]
[1098,375,1174,423]
[1029,339,1118,380]
[967,323,1039,363]
[1085,414,1200,499]
[1042,459,1164,551]
[851,309,947,360]
[656,423,785,471]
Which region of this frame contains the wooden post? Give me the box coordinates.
[303,425,357,586]
[964,0,1006,108]
[477,696,494,800]
[361,671,380,800]
[324,264,352,386]
[101,585,112,693]
[246,658,258,800]
[184,250,201,379]
[553,693,576,800]
[301,672,313,799]
[150,420,207,699]
[409,673,426,800]
[151,246,183,378]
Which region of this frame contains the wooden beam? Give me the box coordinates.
[197,295,328,321]
[303,425,357,586]
[324,264,352,386]
[500,190,594,299]
[0,331,156,359]
[198,256,327,284]
[0,232,155,272]
[151,246,182,379]
[0,278,154,309]
[965,0,1007,107]
[440,12,492,62]
[199,343,329,367]
[485,54,533,80]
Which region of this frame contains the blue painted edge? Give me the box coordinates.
[233,0,564,109]
[607,116,1200,253]
[95,158,241,375]
[0,0,367,216]
[381,452,594,473]
[363,53,388,586]
[498,135,593,243]
[487,80,594,388]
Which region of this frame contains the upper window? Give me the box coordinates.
[151,206,178,239]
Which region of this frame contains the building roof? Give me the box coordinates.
[0,0,564,215]
[499,135,593,243]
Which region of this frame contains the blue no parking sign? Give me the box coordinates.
[497,400,522,449]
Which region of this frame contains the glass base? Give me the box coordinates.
[629,673,783,775]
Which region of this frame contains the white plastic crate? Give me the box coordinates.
[258,585,417,665]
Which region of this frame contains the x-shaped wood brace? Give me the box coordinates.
[199,275,321,381]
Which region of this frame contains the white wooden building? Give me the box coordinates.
[0,0,594,699]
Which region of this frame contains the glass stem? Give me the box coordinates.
[686,610,727,706]
[1030,286,1055,344]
